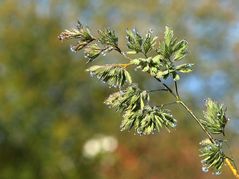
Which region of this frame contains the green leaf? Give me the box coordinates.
[130,58,140,65]
[152,54,163,63]
[164,26,174,47]
[173,40,188,61]
[58,21,95,54]
[105,85,150,112]
[58,21,94,42]
[176,63,194,73]
[156,70,170,79]
[124,70,132,84]
[127,51,137,55]
[98,28,118,47]
[142,65,150,72]
[172,72,180,81]
[143,34,151,54]
[70,41,88,52]
[126,29,143,53]
[84,43,102,62]
[131,57,165,77]
[201,99,228,135]
[199,139,226,175]
[157,27,188,62]
[86,64,132,88]
[142,30,157,54]
[121,105,177,135]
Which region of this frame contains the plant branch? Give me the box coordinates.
[174,81,180,100]
[174,85,239,178]
[116,47,239,178]
[114,46,133,61]
[177,100,214,142]
[154,74,215,144]
[148,88,168,93]
[60,22,239,178]
[153,77,177,99]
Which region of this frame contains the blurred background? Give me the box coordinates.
[0,0,239,178]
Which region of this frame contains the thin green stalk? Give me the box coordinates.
[154,77,177,98]
[115,46,132,61]
[163,80,214,142]
[154,78,214,142]
[174,81,180,100]
[177,100,215,143]
[148,88,168,93]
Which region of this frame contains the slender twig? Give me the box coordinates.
[148,88,168,93]
[154,80,215,142]
[174,81,180,99]
[114,46,132,61]
[177,100,215,143]
[152,75,214,142]
[153,77,177,98]
[143,52,148,58]
[152,74,215,142]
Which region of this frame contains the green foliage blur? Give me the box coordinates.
[0,0,239,178]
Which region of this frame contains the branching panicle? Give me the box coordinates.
[59,21,238,178]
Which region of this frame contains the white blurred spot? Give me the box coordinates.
[101,136,118,152]
[83,135,118,158]
[83,138,102,158]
